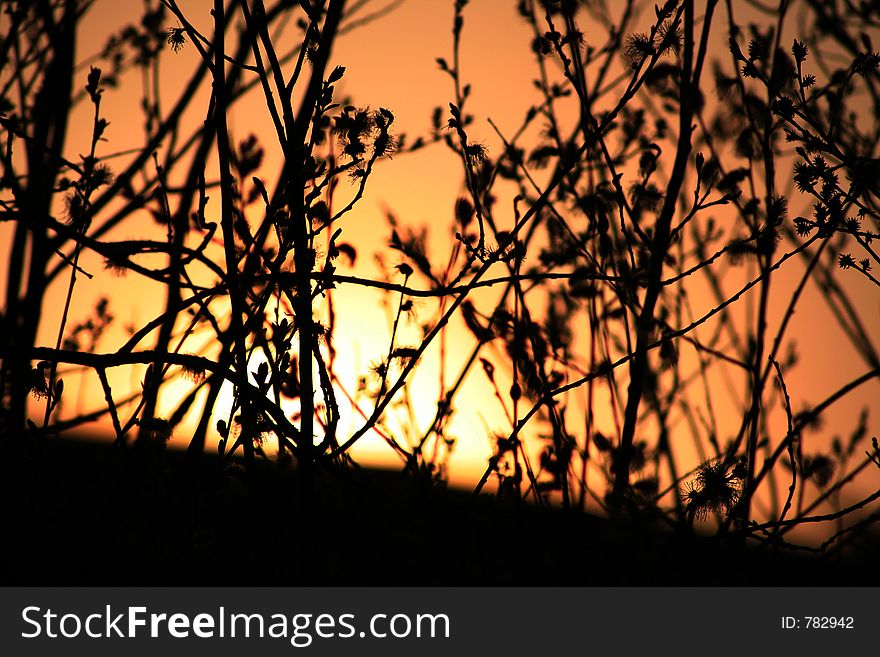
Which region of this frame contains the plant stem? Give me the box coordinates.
[610,0,696,510]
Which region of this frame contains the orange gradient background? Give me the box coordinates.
[3,0,879,542]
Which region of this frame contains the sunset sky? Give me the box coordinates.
[3,0,879,538]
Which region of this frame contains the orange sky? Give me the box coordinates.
[4,0,879,535]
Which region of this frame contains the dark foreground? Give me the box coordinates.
[4,437,878,585]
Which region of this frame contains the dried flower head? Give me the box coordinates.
[465,142,488,165]
[624,32,654,68]
[682,458,743,522]
[181,361,206,384]
[26,362,51,400]
[391,346,420,366]
[166,26,186,53]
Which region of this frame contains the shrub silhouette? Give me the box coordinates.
[1,0,879,583]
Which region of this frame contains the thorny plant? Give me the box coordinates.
[1,0,880,574]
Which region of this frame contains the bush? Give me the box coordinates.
[2,0,879,582]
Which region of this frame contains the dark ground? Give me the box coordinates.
[4,436,878,585]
